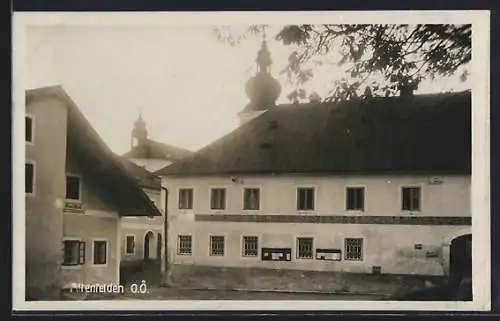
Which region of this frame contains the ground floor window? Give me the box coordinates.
[242,236,258,257]
[297,237,314,259]
[344,238,363,261]
[93,240,107,265]
[178,235,192,255]
[210,235,225,256]
[125,235,135,254]
[63,240,85,265]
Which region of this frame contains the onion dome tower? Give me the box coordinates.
[238,35,282,125]
[131,112,148,148]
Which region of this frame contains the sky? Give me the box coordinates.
[26,25,470,155]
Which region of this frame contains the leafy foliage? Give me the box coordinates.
[214,24,471,102]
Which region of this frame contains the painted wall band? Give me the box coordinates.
[194,214,471,226]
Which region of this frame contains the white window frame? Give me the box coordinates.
[296,186,317,213]
[178,188,194,210]
[65,173,83,202]
[61,237,84,269]
[345,185,367,213]
[177,234,193,256]
[91,238,109,267]
[25,114,34,145]
[125,234,135,255]
[208,186,228,212]
[25,160,36,197]
[343,237,365,261]
[208,234,226,257]
[400,184,424,213]
[241,235,260,258]
[242,186,261,211]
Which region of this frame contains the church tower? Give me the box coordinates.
[238,36,282,125]
[131,112,148,149]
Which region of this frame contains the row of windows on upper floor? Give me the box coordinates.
[26,160,421,212]
[176,186,422,212]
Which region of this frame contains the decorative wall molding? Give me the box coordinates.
[194,214,471,226]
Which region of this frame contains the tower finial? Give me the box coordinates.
[256,34,272,74]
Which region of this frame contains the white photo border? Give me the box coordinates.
[12,10,491,311]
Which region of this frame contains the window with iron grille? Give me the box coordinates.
[402,187,421,211]
[346,187,365,211]
[178,235,192,255]
[210,235,225,256]
[297,188,315,211]
[93,241,107,265]
[297,237,314,259]
[63,240,85,265]
[344,238,363,261]
[126,236,135,254]
[26,116,33,143]
[178,188,193,209]
[242,236,258,257]
[25,163,34,194]
[243,188,260,210]
[66,175,81,200]
[210,188,226,210]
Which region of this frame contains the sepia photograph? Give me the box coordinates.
[12,11,490,311]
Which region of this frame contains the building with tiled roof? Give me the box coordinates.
[24,86,161,300]
[119,115,192,272]
[156,40,472,297]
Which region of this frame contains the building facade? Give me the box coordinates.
[119,159,164,264]
[119,117,192,284]
[156,41,472,294]
[25,86,161,300]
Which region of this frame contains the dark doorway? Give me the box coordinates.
[449,234,472,299]
[144,231,154,260]
[157,233,162,260]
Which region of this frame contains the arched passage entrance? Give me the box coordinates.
[449,234,472,288]
[144,231,155,260]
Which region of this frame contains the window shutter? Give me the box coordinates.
[79,241,85,264]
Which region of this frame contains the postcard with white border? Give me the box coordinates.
[12,10,491,311]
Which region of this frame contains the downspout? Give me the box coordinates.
[160,185,170,287]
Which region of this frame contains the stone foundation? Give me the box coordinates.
[165,264,446,297]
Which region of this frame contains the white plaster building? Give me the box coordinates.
[25,86,161,300]
[156,42,472,295]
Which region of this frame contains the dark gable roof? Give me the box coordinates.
[158,91,471,176]
[118,157,161,191]
[26,86,161,217]
[122,139,192,161]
